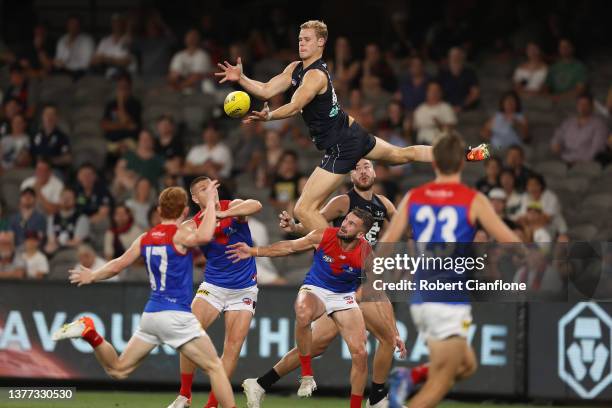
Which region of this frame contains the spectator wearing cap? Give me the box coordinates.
[53,15,94,78]
[21,231,49,279]
[521,201,553,243]
[546,39,587,99]
[184,121,232,179]
[481,92,529,150]
[551,93,608,165]
[75,243,117,281]
[30,105,72,170]
[44,187,90,255]
[21,158,65,215]
[154,114,184,176]
[90,14,133,78]
[437,47,480,112]
[488,188,518,230]
[517,174,567,237]
[475,157,502,195]
[168,29,211,93]
[101,73,142,149]
[8,188,46,247]
[0,231,25,279]
[3,64,36,118]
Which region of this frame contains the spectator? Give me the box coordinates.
[546,38,587,99]
[101,73,142,146]
[269,150,306,213]
[16,24,54,77]
[147,205,161,227]
[90,14,133,78]
[437,47,480,112]
[481,91,529,149]
[8,188,46,247]
[504,145,532,192]
[398,55,430,112]
[21,158,65,215]
[595,133,612,168]
[30,105,72,170]
[126,177,154,229]
[0,231,25,279]
[328,36,360,99]
[21,231,49,279]
[413,81,457,144]
[115,130,165,193]
[517,173,567,237]
[475,157,502,195]
[247,216,287,285]
[130,12,175,77]
[0,200,8,231]
[499,169,522,221]
[259,129,284,180]
[44,187,90,254]
[488,188,518,230]
[373,163,401,204]
[3,64,36,118]
[0,98,22,138]
[345,88,364,122]
[104,204,143,260]
[382,101,412,147]
[184,122,232,179]
[513,42,548,95]
[231,122,264,177]
[53,16,95,78]
[551,93,608,164]
[358,43,397,92]
[154,114,184,176]
[520,201,553,243]
[74,163,113,227]
[76,243,118,282]
[1,114,31,170]
[168,29,211,93]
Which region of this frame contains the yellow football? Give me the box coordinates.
[223,91,251,118]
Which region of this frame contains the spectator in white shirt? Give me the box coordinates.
[184,121,232,179]
[21,158,65,215]
[21,231,49,279]
[53,16,94,77]
[517,173,567,237]
[91,14,133,78]
[168,29,211,93]
[513,42,548,95]
[413,81,457,145]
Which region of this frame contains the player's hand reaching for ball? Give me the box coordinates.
[279,211,297,233]
[226,242,254,263]
[243,102,270,124]
[69,266,94,287]
[215,57,243,83]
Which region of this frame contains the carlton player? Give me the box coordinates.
[379,134,520,408]
[168,176,262,408]
[52,185,237,408]
[246,158,404,408]
[216,19,491,234]
[227,209,374,408]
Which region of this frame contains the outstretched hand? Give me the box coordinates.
[226,242,254,263]
[243,102,270,124]
[279,210,297,233]
[215,57,243,83]
[69,266,94,287]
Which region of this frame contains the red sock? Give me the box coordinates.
[179,373,194,399]
[82,328,103,348]
[299,354,313,377]
[411,364,429,384]
[350,394,363,408]
[204,391,218,408]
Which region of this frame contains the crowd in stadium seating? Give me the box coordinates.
[0,7,610,288]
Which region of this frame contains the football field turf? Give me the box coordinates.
[2,391,592,408]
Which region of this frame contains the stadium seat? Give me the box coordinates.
[73,122,103,139]
[567,161,602,178]
[569,224,598,241]
[534,160,567,178]
[72,138,107,170]
[583,193,612,210]
[48,249,79,280]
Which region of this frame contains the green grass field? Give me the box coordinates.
[1,391,593,408]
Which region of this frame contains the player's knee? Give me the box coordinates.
[349,342,368,363]
[294,302,314,326]
[106,367,129,380]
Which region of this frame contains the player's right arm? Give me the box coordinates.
[68,233,145,286]
[472,193,521,243]
[226,229,325,262]
[379,192,411,243]
[279,195,349,236]
[215,57,299,100]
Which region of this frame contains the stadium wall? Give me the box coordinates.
[0,281,611,403]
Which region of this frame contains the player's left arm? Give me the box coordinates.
[69,233,145,286]
[377,194,397,235]
[218,198,263,223]
[245,69,327,123]
[226,229,324,262]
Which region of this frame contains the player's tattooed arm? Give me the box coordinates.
[218,199,263,222]
[226,229,325,262]
[69,234,145,285]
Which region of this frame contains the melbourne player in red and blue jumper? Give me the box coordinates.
[227,208,374,408]
[53,186,237,408]
[380,134,520,408]
[169,176,263,408]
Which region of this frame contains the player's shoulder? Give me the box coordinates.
[375,193,395,211]
[285,60,302,73]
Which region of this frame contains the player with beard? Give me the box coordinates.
[227,209,375,408]
[242,158,404,408]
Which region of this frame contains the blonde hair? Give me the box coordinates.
[300,20,328,42]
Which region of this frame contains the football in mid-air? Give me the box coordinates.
[223,91,251,118]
